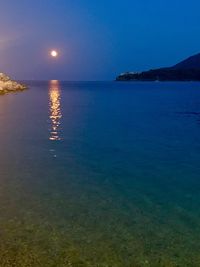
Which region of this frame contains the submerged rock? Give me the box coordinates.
[0,73,27,94]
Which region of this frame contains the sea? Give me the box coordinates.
[0,81,200,266]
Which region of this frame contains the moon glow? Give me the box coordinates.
[51,50,58,57]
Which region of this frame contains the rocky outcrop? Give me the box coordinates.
[0,73,27,94]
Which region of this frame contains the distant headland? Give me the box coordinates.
[116,53,200,81]
[0,73,27,94]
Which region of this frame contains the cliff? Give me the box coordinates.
[0,73,27,94]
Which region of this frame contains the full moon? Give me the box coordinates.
[51,50,58,57]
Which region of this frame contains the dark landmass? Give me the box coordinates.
[116,53,200,81]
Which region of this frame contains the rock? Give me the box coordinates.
[0,73,27,94]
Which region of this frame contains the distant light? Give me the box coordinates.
[51,50,58,57]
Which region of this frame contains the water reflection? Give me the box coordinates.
[49,80,62,141]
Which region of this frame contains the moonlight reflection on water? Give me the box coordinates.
[49,80,62,141]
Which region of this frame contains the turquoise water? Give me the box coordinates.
[0,81,200,266]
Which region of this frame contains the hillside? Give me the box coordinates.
[173,53,200,70]
[116,53,200,81]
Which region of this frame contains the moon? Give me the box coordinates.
[51,50,58,57]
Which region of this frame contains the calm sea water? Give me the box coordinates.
[0,81,200,266]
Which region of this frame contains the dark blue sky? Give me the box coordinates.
[0,0,200,80]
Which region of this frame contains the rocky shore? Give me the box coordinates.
[0,73,27,94]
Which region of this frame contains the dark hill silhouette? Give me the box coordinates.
[117,52,200,81]
[172,53,200,70]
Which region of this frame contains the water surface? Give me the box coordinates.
[0,81,200,266]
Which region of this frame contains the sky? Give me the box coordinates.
[0,0,200,81]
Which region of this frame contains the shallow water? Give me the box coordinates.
[0,81,200,266]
